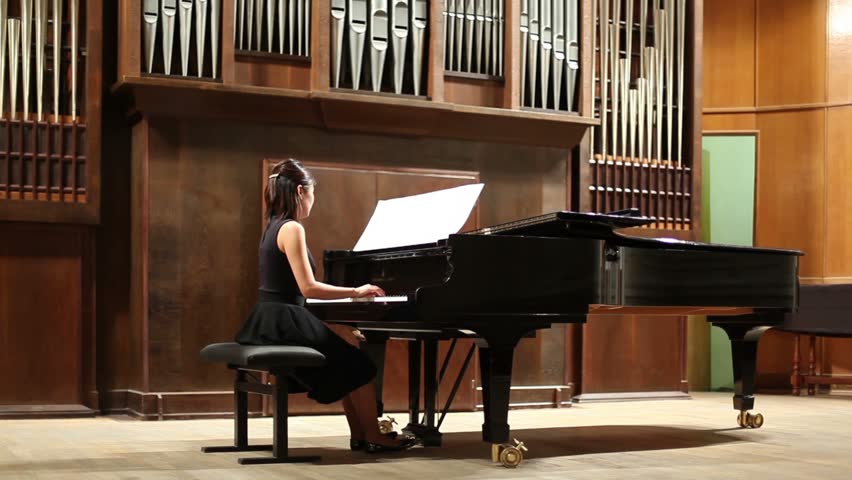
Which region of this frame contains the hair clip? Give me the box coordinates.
[268,173,279,179]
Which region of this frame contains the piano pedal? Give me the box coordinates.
[378,416,398,434]
[491,438,527,468]
[737,411,764,429]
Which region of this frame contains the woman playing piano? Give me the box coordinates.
[235,159,415,453]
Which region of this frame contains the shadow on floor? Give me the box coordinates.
[3,424,750,472]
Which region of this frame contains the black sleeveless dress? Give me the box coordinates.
[234,217,377,404]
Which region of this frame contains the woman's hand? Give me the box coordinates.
[353,284,386,298]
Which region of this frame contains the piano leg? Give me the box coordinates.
[715,320,772,429]
[474,326,536,468]
[423,339,439,431]
[402,339,443,446]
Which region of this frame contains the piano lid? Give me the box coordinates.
[465,209,654,237]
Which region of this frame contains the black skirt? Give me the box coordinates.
[234,300,377,404]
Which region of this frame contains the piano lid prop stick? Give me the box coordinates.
[539,0,552,108]
[8,18,18,118]
[566,0,578,111]
[22,0,31,117]
[411,0,427,95]
[369,0,389,92]
[196,0,209,77]
[484,0,493,74]
[520,0,528,105]
[475,0,484,73]
[391,0,409,94]
[446,0,455,69]
[528,0,540,107]
[36,0,47,120]
[348,0,367,89]
[179,0,193,75]
[331,0,346,87]
[210,0,220,77]
[161,0,177,75]
[266,0,275,52]
[552,0,564,109]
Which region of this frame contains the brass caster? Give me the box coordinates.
[749,413,764,429]
[492,438,528,468]
[738,411,765,429]
[378,416,397,434]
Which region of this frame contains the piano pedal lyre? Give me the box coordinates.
[737,411,764,429]
[491,438,528,468]
[378,416,398,434]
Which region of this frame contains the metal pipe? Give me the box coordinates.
[332,0,346,86]
[196,0,209,76]
[411,0,427,95]
[36,0,47,119]
[179,0,193,75]
[391,0,409,94]
[369,0,389,92]
[8,18,19,118]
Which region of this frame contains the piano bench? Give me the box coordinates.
[199,342,326,465]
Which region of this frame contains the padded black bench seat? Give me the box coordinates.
[200,342,326,465]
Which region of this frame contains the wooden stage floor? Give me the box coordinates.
[1,392,850,479]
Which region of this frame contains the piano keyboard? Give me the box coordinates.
[306,295,409,304]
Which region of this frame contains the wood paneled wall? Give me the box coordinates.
[703,0,852,392]
[0,224,96,416]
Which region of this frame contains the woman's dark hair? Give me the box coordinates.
[265,159,316,220]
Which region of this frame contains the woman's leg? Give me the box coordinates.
[348,383,407,446]
[342,395,365,440]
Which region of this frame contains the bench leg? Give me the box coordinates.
[202,370,274,454]
[238,374,320,465]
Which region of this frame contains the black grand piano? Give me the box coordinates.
[307,210,801,467]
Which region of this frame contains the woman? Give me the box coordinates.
[235,158,415,453]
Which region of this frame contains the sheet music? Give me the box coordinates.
[353,183,484,251]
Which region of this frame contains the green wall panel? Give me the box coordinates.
[701,134,757,391]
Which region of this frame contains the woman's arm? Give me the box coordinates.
[278,221,385,299]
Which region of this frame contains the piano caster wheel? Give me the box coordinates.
[738,411,764,429]
[492,439,528,468]
[378,416,397,434]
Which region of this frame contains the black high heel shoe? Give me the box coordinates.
[350,431,399,451]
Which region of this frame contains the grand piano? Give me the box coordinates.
[307,210,801,467]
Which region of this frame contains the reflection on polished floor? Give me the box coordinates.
[1,392,850,479]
